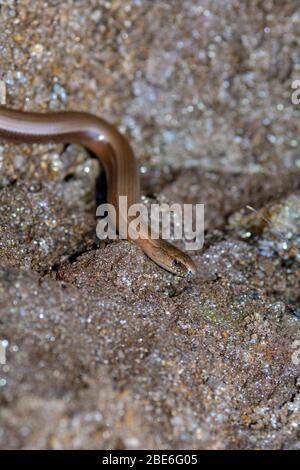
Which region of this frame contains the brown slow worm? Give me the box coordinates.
[0,107,196,276]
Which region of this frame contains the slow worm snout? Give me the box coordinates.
[0,107,196,276]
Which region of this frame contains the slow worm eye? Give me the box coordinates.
[172,259,181,267]
[172,259,185,272]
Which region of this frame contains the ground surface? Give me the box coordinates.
[0,0,299,449]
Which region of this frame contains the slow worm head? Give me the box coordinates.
[0,106,196,277]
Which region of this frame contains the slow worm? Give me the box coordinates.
[0,107,196,276]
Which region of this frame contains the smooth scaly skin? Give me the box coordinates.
[0,107,196,276]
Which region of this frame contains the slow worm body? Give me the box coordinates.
[0,107,196,276]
